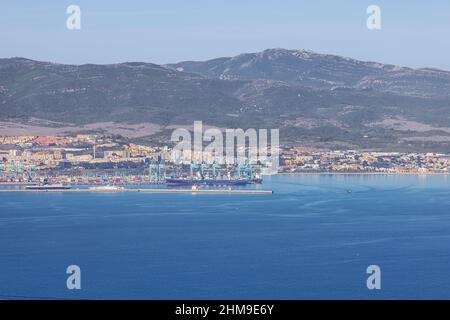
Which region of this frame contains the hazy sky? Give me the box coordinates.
[1,0,449,69]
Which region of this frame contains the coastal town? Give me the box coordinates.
[280,147,450,174]
[1,134,450,184]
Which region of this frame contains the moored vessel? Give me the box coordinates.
[165,178,261,186]
[25,184,72,190]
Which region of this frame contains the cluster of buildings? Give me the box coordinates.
[0,135,165,178]
[280,147,450,174]
[1,135,450,180]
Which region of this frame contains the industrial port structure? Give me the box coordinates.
[0,156,264,187]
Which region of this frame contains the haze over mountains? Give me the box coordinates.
[1,48,450,151]
[168,49,450,99]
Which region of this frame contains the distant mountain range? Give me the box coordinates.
[168,49,450,99]
[1,48,450,152]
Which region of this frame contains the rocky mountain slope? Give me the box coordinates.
[168,48,450,98]
[1,49,450,151]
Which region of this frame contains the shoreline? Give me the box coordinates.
[277,172,450,175]
[0,188,274,194]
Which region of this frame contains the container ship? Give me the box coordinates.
[165,177,262,186]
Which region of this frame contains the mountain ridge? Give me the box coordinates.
[1,49,450,152]
[167,48,450,99]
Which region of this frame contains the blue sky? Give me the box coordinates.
[0,0,449,69]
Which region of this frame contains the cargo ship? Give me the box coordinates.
[165,178,262,186]
[25,184,72,190]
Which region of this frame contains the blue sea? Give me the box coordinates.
[1,174,450,300]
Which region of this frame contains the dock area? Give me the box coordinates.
[0,188,273,194]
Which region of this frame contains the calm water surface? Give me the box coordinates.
[1,174,450,299]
